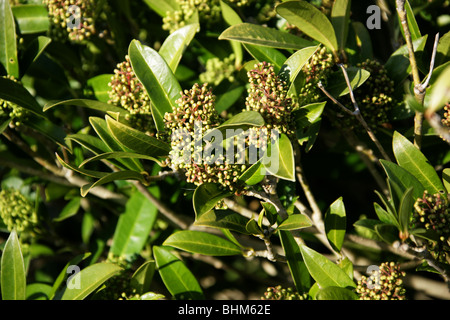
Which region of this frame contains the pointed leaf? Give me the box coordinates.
[193,209,251,234]
[79,151,164,168]
[316,286,358,300]
[53,197,81,222]
[428,64,450,113]
[163,230,242,256]
[1,230,26,300]
[130,260,156,295]
[110,190,158,261]
[262,133,295,181]
[279,231,311,293]
[280,45,319,90]
[19,35,51,76]
[331,0,351,50]
[80,171,147,197]
[159,24,199,72]
[56,153,109,179]
[91,117,143,171]
[59,263,122,300]
[397,0,421,42]
[392,131,445,195]
[193,183,233,219]
[398,187,414,235]
[278,214,312,230]
[0,77,43,116]
[276,1,338,54]
[299,244,355,289]
[219,23,314,50]
[243,44,286,73]
[0,0,19,77]
[12,5,49,35]
[43,99,126,115]
[128,40,181,132]
[325,67,370,97]
[380,159,425,201]
[153,246,204,300]
[86,74,113,103]
[106,116,171,157]
[324,197,346,252]
[238,160,266,186]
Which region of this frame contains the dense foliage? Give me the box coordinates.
[0,0,449,301]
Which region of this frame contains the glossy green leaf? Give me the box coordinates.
[153,246,204,300]
[324,197,346,252]
[351,21,373,60]
[22,114,67,148]
[0,0,19,77]
[385,35,427,84]
[397,0,421,42]
[106,116,171,157]
[338,257,354,280]
[128,40,181,132]
[325,67,370,97]
[66,133,110,155]
[91,117,143,172]
[245,219,263,235]
[398,187,414,235]
[374,202,397,226]
[380,159,425,201]
[219,23,314,50]
[1,230,26,300]
[110,190,158,261]
[278,214,312,230]
[80,170,147,197]
[316,286,358,300]
[86,74,112,103]
[193,209,251,234]
[299,244,355,289]
[262,133,295,181]
[435,31,450,67]
[293,101,326,128]
[49,252,91,300]
[53,197,81,222]
[12,5,49,34]
[193,183,233,219]
[130,260,156,295]
[276,1,338,54]
[204,110,264,141]
[43,99,126,115]
[443,168,450,193]
[56,153,109,179]
[281,45,319,90]
[26,283,53,300]
[19,35,51,76]
[279,231,311,293]
[392,131,445,195]
[163,230,242,256]
[60,263,122,300]
[331,0,351,50]
[80,151,164,168]
[143,0,179,17]
[159,24,199,72]
[428,64,450,113]
[215,84,245,113]
[220,0,243,68]
[0,118,10,134]
[375,223,400,244]
[238,160,266,186]
[353,219,384,241]
[0,77,43,116]
[243,44,286,73]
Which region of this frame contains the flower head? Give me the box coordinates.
[0,189,38,233]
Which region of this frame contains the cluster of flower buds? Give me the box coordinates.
[442,102,450,128]
[411,191,450,263]
[43,0,109,42]
[0,76,28,127]
[245,61,295,141]
[297,46,335,105]
[356,262,406,300]
[164,83,247,192]
[199,54,236,87]
[261,285,308,300]
[162,0,222,33]
[341,59,395,131]
[108,55,155,134]
[0,189,38,234]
